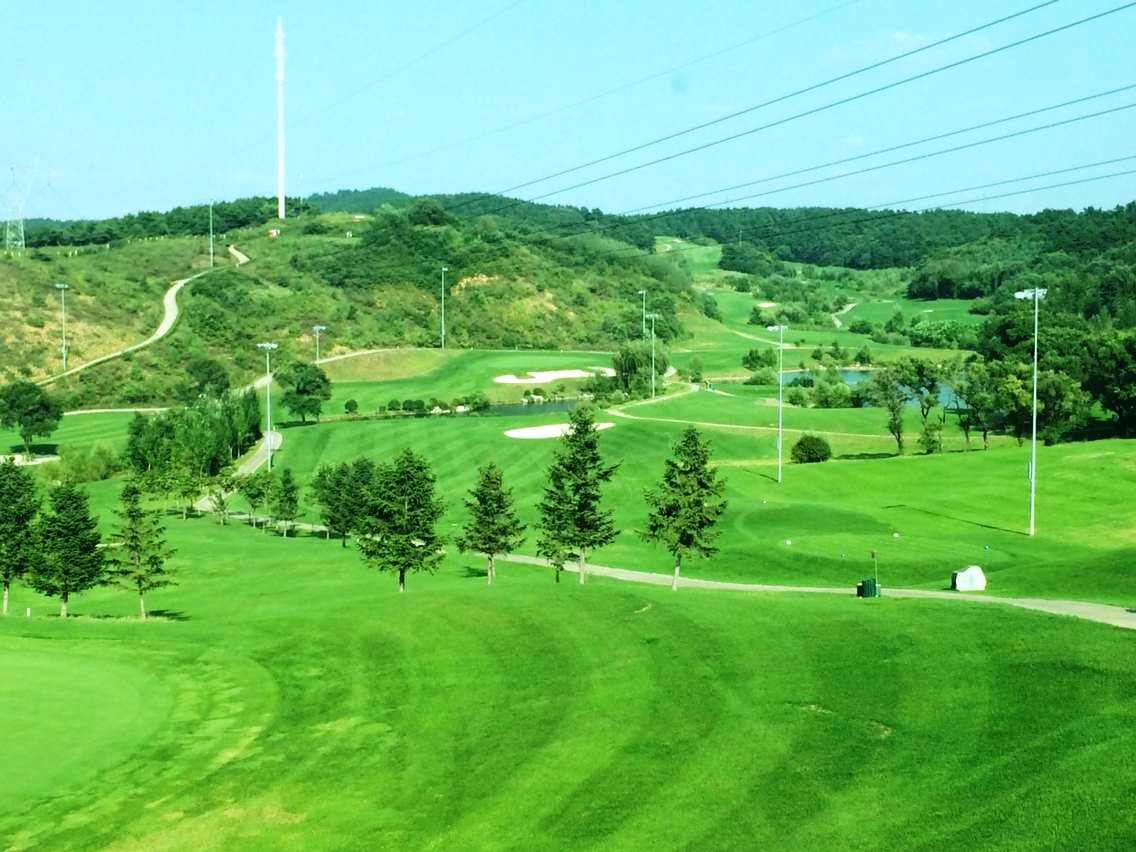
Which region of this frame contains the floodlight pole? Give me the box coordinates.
[55,282,69,371]
[1014,288,1046,537]
[638,289,647,338]
[209,201,215,268]
[441,266,448,350]
[646,312,659,398]
[257,342,278,471]
[767,324,788,483]
[312,324,326,362]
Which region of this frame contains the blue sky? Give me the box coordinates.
[4,0,1135,220]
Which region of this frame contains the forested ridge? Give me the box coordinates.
[8,187,1136,432]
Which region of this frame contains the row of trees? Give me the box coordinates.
[0,462,174,618]
[307,407,727,593]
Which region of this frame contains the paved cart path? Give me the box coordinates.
[499,554,1136,631]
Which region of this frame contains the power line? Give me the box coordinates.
[626,83,1136,213]
[520,2,1136,206]
[374,0,867,171]
[490,0,1064,199]
[445,90,1136,251]
[710,101,1136,209]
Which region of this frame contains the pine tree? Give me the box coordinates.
[357,449,444,592]
[105,481,176,619]
[642,427,727,591]
[537,406,619,584]
[456,462,526,585]
[29,483,104,618]
[0,460,39,615]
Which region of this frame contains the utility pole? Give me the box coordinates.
[767,324,788,483]
[257,342,278,471]
[441,266,448,350]
[312,324,327,362]
[209,201,215,267]
[646,312,658,398]
[55,282,69,370]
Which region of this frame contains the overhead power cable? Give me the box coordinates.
[595,162,1136,265]
[626,83,1136,213]
[708,101,1136,208]
[445,89,1136,250]
[519,1,1136,206]
[376,0,867,171]
[489,0,1064,199]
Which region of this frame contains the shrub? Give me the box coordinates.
[791,434,832,463]
[345,399,359,415]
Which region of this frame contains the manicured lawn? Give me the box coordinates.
[2,524,1134,848]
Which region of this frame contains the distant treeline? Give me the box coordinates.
[24,197,316,247]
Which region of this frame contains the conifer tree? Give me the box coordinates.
[537,406,619,584]
[0,460,39,615]
[29,483,104,618]
[357,449,444,592]
[105,481,176,619]
[456,462,526,584]
[642,427,727,591]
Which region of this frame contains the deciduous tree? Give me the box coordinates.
[278,361,333,423]
[0,381,63,458]
[642,427,726,591]
[273,468,300,536]
[456,462,526,584]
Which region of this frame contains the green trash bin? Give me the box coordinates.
[862,577,878,597]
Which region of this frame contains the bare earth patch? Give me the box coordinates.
[505,422,616,439]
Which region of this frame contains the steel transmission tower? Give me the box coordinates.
[4,166,29,251]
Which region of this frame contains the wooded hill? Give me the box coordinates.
[5,188,1135,420]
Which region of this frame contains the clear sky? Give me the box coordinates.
[4,0,1135,221]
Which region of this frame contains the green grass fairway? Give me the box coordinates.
[320,349,614,414]
[2,524,1134,848]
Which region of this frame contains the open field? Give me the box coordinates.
[2,523,1135,849]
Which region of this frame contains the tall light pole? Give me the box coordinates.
[1013,287,1047,536]
[208,201,215,268]
[312,324,327,362]
[646,312,659,398]
[440,266,448,350]
[637,289,647,338]
[55,282,69,371]
[257,342,278,471]
[767,324,788,483]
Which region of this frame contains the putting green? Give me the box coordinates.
[1,637,172,804]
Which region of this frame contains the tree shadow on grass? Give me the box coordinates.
[886,504,1020,535]
[837,452,896,461]
[3,442,59,457]
[148,609,191,622]
[463,565,489,579]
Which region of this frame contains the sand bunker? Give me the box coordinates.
[494,367,615,384]
[757,301,778,309]
[504,422,616,439]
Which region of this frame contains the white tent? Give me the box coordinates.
[952,565,987,592]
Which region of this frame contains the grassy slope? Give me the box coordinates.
[1,526,1133,849]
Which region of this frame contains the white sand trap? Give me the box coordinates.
[757,301,778,309]
[505,422,616,439]
[494,367,615,384]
